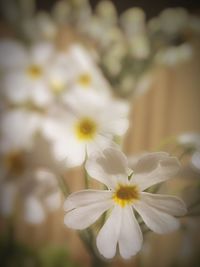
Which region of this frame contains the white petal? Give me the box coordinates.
[96,205,122,259]
[0,109,41,151]
[2,72,30,103]
[30,81,53,106]
[86,148,129,189]
[53,138,86,167]
[118,206,143,259]
[101,100,129,136]
[44,191,61,211]
[133,200,180,234]
[86,134,115,156]
[42,118,67,140]
[42,118,86,167]
[140,192,187,216]
[131,152,180,190]
[64,200,112,230]
[0,39,28,69]
[30,42,54,65]
[64,189,112,211]
[24,196,45,224]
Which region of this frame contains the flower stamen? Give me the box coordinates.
[27,65,42,79]
[4,151,25,175]
[75,117,97,141]
[113,184,140,207]
[77,73,92,88]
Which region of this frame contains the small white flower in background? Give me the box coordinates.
[155,43,193,66]
[177,133,200,173]
[43,90,129,167]
[21,168,62,224]
[158,8,189,36]
[62,44,111,95]
[0,39,74,106]
[0,109,41,153]
[0,119,63,221]
[64,148,187,259]
[0,109,41,216]
[120,8,150,60]
[22,12,57,42]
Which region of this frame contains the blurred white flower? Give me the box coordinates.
[177,133,200,172]
[158,8,189,36]
[22,12,57,41]
[43,90,129,167]
[0,109,41,217]
[0,39,56,106]
[0,109,41,152]
[63,44,111,95]
[64,148,187,259]
[0,107,63,221]
[21,168,62,224]
[120,8,150,59]
[177,133,200,150]
[155,43,193,66]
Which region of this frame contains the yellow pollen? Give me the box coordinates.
[78,73,92,88]
[27,65,42,79]
[113,184,140,207]
[4,151,25,175]
[50,80,65,94]
[75,117,97,141]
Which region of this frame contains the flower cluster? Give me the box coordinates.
[1,0,199,265]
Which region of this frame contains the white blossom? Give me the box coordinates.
[43,90,129,167]
[64,148,187,259]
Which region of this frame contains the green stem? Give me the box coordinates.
[84,165,89,189]
[57,175,70,197]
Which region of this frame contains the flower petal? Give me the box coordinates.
[44,191,61,211]
[86,148,129,189]
[0,109,41,152]
[130,152,180,190]
[118,206,143,259]
[0,39,28,69]
[86,134,115,156]
[24,196,45,224]
[30,42,53,65]
[96,205,122,259]
[140,192,187,216]
[64,200,112,230]
[133,200,180,234]
[64,189,112,211]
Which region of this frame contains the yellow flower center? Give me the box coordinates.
[113,184,140,207]
[75,117,97,141]
[77,73,92,88]
[4,151,25,175]
[27,64,43,79]
[50,80,65,94]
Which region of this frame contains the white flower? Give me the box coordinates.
[43,90,129,167]
[21,168,62,224]
[64,148,187,259]
[0,109,41,153]
[0,39,55,106]
[177,133,200,150]
[62,44,111,95]
[155,44,193,66]
[0,109,62,220]
[158,8,189,35]
[177,133,200,172]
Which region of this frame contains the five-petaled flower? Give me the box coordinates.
[64,148,187,259]
[43,90,129,167]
